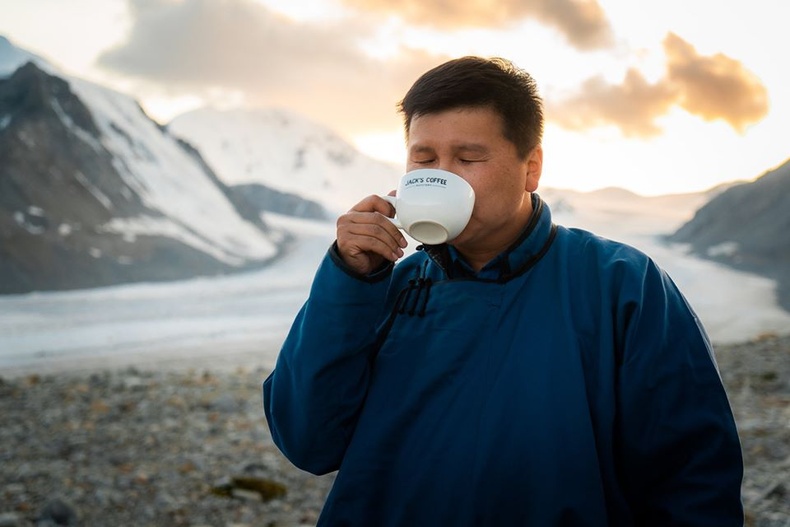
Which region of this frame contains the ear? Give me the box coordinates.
[524,145,543,192]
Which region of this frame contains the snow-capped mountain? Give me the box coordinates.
[63,77,280,263]
[0,38,281,294]
[168,107,402,215]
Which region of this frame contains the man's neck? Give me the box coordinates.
[453,196,536,272]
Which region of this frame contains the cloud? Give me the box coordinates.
[99,2,768,141]
[548,33,769,137]
[663,32,769,132]
[97,0,444,133]
[339,0,614,50]
[547,69,678,137]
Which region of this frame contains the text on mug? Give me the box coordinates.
[405,177,447,186]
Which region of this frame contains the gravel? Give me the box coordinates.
[1,334,789,526]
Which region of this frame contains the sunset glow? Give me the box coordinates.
[1,0,788,195]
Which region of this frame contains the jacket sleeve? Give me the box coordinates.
[615,257,744,526]
[263,246,392,475]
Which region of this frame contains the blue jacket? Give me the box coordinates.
[263,196,743,526]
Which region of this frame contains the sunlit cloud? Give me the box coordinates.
[547,69,677,137]
[97,0,445,132]
[664,32,769,132]
[97,1,769,142]
[548,33,769,137]
[339,0,614,50]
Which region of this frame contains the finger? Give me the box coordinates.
[349,194,396,218]
[340,209,407,249]
[338,218,406,261]
[338,216,404,262]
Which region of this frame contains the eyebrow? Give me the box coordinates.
[454,143,489,154]
[409,143,490,155]
[409,145,435,155]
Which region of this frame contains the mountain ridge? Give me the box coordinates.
[669,157,790,310]
[0,58,281,293]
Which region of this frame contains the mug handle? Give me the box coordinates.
[380,195,403,229]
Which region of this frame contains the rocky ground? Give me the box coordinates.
[0,367,335,527]
[716,334,790,526]
[1,334,789,527]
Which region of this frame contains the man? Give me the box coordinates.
[263,56,743,526]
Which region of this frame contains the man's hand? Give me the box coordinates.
[336,194,407,276]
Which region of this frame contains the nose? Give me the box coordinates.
[437,160,454,173]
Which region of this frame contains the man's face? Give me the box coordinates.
[406,106,541,255]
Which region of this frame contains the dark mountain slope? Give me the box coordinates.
[669,158,790,310]
[0,62,280,294]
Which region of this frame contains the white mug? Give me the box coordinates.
[382,169,475,245]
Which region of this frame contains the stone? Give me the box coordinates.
[37,498,78,526]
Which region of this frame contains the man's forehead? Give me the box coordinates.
[408,107,504,138]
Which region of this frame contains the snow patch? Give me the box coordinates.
[99,215,270,266]
[49,97,102,153]
[16,129,36,148]
[14,210,45,235]
[707,242,740,258]
[73,170,113,210]
[68,79,277,263]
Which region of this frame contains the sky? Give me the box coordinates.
[1,0,788,195]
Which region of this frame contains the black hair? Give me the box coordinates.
[398,56,544,159]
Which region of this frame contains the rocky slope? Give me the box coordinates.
[0,61,281,294]
[669,157,790,311]
[1,335,788,526]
